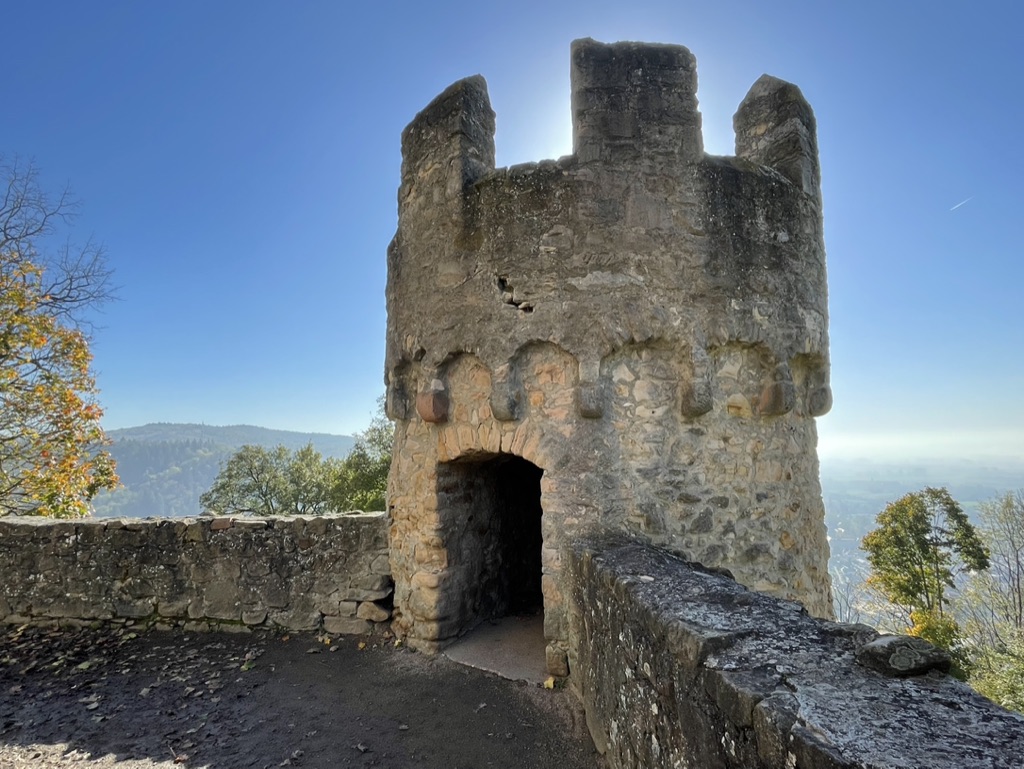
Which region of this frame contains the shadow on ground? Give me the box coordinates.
[0,625,601,769]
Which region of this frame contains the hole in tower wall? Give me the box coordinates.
[436,454,544,632]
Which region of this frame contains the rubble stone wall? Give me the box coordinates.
[566,538,1024,769]
[0,514,392,635]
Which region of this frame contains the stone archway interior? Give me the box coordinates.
[437,454,543,634]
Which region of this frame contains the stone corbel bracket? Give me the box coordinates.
[489,364,522,422]
[416,378,449,424]
[385,377,412,421]
[680,347,713,419]
[807,376,832,417]
[757,362,796,417]
[577,359,604,419]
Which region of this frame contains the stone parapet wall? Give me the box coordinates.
[566,538,1024,769]
[0,514,392,635]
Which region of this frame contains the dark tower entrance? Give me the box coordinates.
[435,454,544,637]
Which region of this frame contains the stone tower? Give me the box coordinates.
[385,39,833,674]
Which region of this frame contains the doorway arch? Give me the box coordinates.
[436,453,544,633]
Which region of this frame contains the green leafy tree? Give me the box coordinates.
[862,487,989,617]
[0,157,117,517]
[862,487,989,678]
[201,399,394,515]
[200,444,292,515]
[287,443,341,515]
[330,397,392,512]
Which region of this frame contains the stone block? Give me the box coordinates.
[545,643,569,677]
[416,386,449,423]
[855,634,951,677]
[241,609,268,626]
[356,601,392,623]
[268,607,321,631]
[113,598,155,619]
[490,376,521,421]
[338,587,393,602]
[577,381,604,418]
[200,582,242,621]
[758,381,795,416]
[808,385,833,417]
[323,616,372,635]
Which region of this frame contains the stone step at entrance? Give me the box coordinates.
[442,613,548,685]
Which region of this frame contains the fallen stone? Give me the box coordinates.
[356,601,391,623]
[855,634,952,677]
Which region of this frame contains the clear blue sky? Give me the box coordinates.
[5,1,1021,461]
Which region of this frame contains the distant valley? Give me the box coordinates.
[821,455,1024,572]
[93,424,1023,567]
[91,424,355,518]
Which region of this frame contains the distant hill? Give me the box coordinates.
[820,456,1024,572]
[92,424,355,519]
[92,422,1023,544]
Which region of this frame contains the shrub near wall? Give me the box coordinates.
[0,514,392,634]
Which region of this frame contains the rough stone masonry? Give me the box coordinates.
[385,38,834,674]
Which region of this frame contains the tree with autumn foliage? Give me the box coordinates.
[862,487,989,677]
[0,157,117,517]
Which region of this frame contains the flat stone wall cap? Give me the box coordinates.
[855,634,952,677]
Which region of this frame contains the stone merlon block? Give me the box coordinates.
[735,74,821,198]
[571,38,703,164]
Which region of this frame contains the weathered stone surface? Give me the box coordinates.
[323,616,372,635]
[855,634,952,676]
[356,600,391,623]
[0,514,392,635]
[566,539,1024,769]
[386,38,834,668]
[416,386,449,423]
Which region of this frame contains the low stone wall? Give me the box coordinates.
[566,539,1024,769]
[0,514,392,634]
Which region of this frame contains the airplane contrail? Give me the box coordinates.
[950,196,973,211]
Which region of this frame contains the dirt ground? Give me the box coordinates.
[0,624,603,769]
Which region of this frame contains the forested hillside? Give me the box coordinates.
[91,424,355,518]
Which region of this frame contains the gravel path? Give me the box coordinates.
[0,624,602,769]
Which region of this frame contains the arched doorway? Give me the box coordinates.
[435,453,544,630]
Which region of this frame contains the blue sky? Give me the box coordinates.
[4,1,1022,461]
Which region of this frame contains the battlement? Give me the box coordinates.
[571,38,703,164]
[385,39,833,675]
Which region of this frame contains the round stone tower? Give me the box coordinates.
[384,38,833,675]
